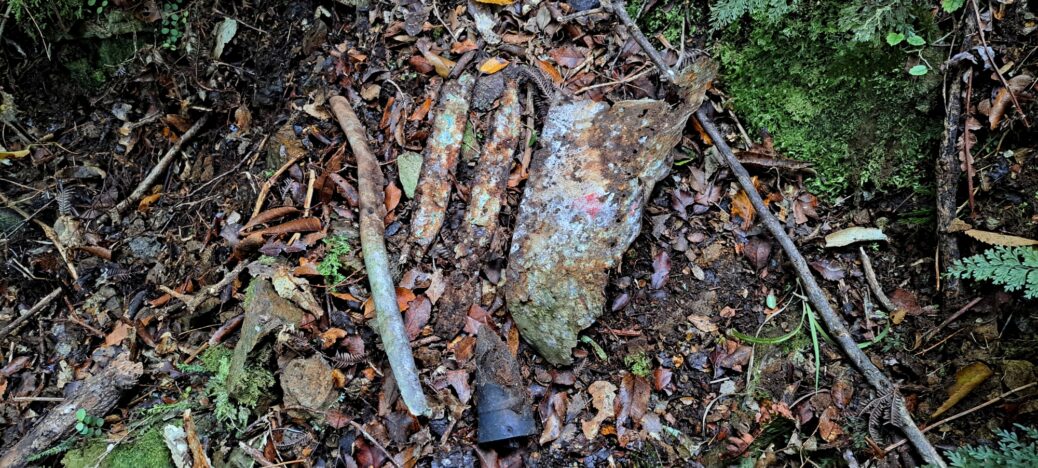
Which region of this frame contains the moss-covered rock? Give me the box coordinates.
[61,423,174,468]
[715,1,943,198]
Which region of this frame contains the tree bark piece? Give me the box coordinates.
[436,79,521,338]
[695,107,946,467]
[329,95,431,417]
[0,353,143,468]
[408,74,476,254]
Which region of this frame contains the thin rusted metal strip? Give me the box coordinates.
[408,73,476,252]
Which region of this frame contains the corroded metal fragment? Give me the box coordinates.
[435,80,521,337]
[505,63,715,365]
[409,73,475,251]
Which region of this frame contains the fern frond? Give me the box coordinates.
[946,247,1038,299]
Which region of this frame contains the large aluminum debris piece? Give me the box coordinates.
[505,61,716,365]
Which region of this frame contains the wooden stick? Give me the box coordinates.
[328,95,430,417]
[601,0,676,83]
[696,108,946,467]
[883,382,1037,454]
[109,115,210,220]
[0,286,62,342]
[0,192,78,281]
[859,247,898,312]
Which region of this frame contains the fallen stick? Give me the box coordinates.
[882,382,1037,454]
[0,192,78,281]
[601,0,676,83]
[0,353,143,467]
[696,108,946,467]
[329,95,430,417]
[108,114,210,222]
[0,286,62,342]
[936,57,967,301]
[859,247,898,312]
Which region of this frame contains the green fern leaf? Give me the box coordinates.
[947,247,1038,299]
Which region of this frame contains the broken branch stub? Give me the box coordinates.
[505,60,716,365]
[408,73,476,253]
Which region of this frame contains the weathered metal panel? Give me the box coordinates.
[505,62,715,365]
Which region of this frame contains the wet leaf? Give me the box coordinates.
[809,259,845,281]
[650,250,671,289]
[105,321,132,347]
[404,295,431,340]
[548,46,586,68]
[397,152,422,199]
[824,227,888,248]
[932,362,993,418]
[478,57,510,74]
[817,405,843,442]
[743,237,772,270]
[385,181,402,213]
[990,75,1033,130]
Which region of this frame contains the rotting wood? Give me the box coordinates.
[436,79,521,338]
[329,94,431,417]
[407,73,476,255]
[0,353,143,468]
[936,68,965,300]
[696,107,946,468]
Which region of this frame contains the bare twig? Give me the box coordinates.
[329,95,430,417]
[696,108,946,467]
[969,0,1029,128]
[0,287,62,342]
[601,0,676,83]
[883,382,1037,454]
[348,420,402,468]
[859,247,898,312]
[108,114,210,221]
[921,296,982,344]
[248,145,306,224]
[159,261,247,314]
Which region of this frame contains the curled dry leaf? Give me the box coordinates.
[964,229,1038,246]
[404,295,431,340]
[320,328,348,349]
[743,237,772,270]
[582,380,617,440]
[247,217,322,237]
[817,405,843,443]
[989,75,1033,130]
[650,250,671,289]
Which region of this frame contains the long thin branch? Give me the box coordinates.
[108,114,210,221]
[601,0,676,83]
[696,108,946,467]
[0,286,62,342]
[328,95,430,417]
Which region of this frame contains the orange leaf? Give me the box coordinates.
[731,188,756,230]
[241,206,301,233]
[138,192,162,213]
[385,181,402,212]
[409,97,433,121]
[320,328,348,349]
[105,321,132,347]
[248,217,322,236]
[331,369,348,388]
[691,119,713,145]
[396,287,416,311]
[451,39,478,54]
[330,291,362,302]
[478,57,510,75]
[536,60,564,84]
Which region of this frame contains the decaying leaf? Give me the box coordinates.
[964,229,1038,246]
[730,189,755,230]
[397,151,422,199]
[582,380,617,440]
[650,250,670,289]
[824,227,888,248]
[688,314,718,333]
[478,57,510,74]
[932,362,993,418]
[989,75,1033,130]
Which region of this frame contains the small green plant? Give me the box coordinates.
[730,299,829,388]
[200,345,274,431]
[318,234,354,289]
[74,408,104,437]
[944,425,1038,467]
[624,351,653,378]
[26,438,76,462]
[159,0,189,50]
[946,246,1038,299]
[86,0,109,15]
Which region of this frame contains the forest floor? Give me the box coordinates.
[1,1,1037,467]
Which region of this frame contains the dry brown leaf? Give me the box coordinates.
[451,39,478,54]
[420,50,455,78]
[731,188,755,230]
[478,57,510,75]
[320,328,348,349]
[687,314,718,333]
[582,380,617,440]
[548,45,586,68]
[241,206,301,233]
[535,59,564,84]
[475,0,514,4]
[396,287,416,312]
[964,229,1038,246]
[932,362,993,418]
[248,217,322,236]
[385,181,402,213]
[105,321,132,347]
[817,405,843,442]
[989,75,1033,130]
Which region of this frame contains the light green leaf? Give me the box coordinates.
[211,18,238,59]
[76,409,87,422]
[909,65,929,76]
[885,32,905,46]
[941,0,965,13]
[766,292,778,309]
[824,226,888,248]
[397,151,423,198]
[907,35,926,46]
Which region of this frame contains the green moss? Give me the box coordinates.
[715,1,943,198]
[317,234,356,290]
[203,345,274,431]
[624,351,653,378]
[62,38,137,90]
[62,423,174,468]
[628,0,696,44]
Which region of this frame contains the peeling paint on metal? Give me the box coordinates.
[409,73,476,251]
[505,61,716,365]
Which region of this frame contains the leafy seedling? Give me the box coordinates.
[74,408,104,437]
